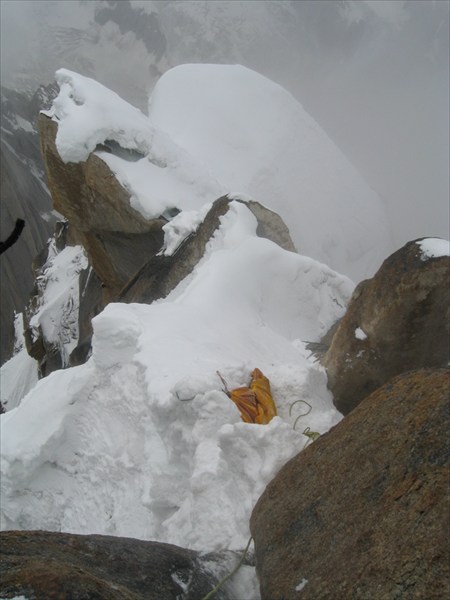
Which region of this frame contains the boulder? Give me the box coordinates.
[322,238,450,414]
[121,195,296,304]
[0,530,243,600]
[250,368,450,600]
[38,114,166,299]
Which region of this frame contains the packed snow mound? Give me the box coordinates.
[149,64,391,281]
[47,65,390,281]
[1,202,353,551]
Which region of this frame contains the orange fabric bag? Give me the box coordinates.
[222,368,277,424]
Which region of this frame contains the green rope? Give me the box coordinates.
[289,400,320,447]
[302,426,321,448]
[200,536,253,600]
[289,399,312,431]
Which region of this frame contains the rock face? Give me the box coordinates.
[70,264,103,366]
[322,239,450,414]
[0,86,56,364]
[250,368,450,600]
[0,530,238,600]
[39,113,166,300]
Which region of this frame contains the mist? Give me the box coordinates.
[1,0,448,251]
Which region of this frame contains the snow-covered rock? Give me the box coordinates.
[23,238,88,375]
[47,65,391,282]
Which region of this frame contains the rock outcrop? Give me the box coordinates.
[0,530,242,600]
[250,368,450,600]
[322,239,450,414]
[39,113,166,300]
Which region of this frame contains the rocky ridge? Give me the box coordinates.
[2,74,449,600]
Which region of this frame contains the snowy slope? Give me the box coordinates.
[49,65,390,281]
[1,202,353,553]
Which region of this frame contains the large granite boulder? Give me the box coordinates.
[39,114,166,300]
[322,238,450,414]
[0,530,247,600]
[250,368,450,599]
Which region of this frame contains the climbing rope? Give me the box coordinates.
[289,400,321,447]
[289,399,312,431]
[200,536,253,600]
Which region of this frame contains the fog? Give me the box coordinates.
[1,0,448,250]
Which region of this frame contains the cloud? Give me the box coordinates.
[340,0,410,29]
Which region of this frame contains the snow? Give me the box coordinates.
[0,314,38,413]
[1,202,351,556]
[46,68,223,220]
[416,238,450,260]
[47,65,391,281]
[148,64,391,281]
[45,68,153,163]
[160,202,212,256]
[354,327,368,341]
[0,349,38,413]
[28,242,88,367]
[295,578,308,592]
